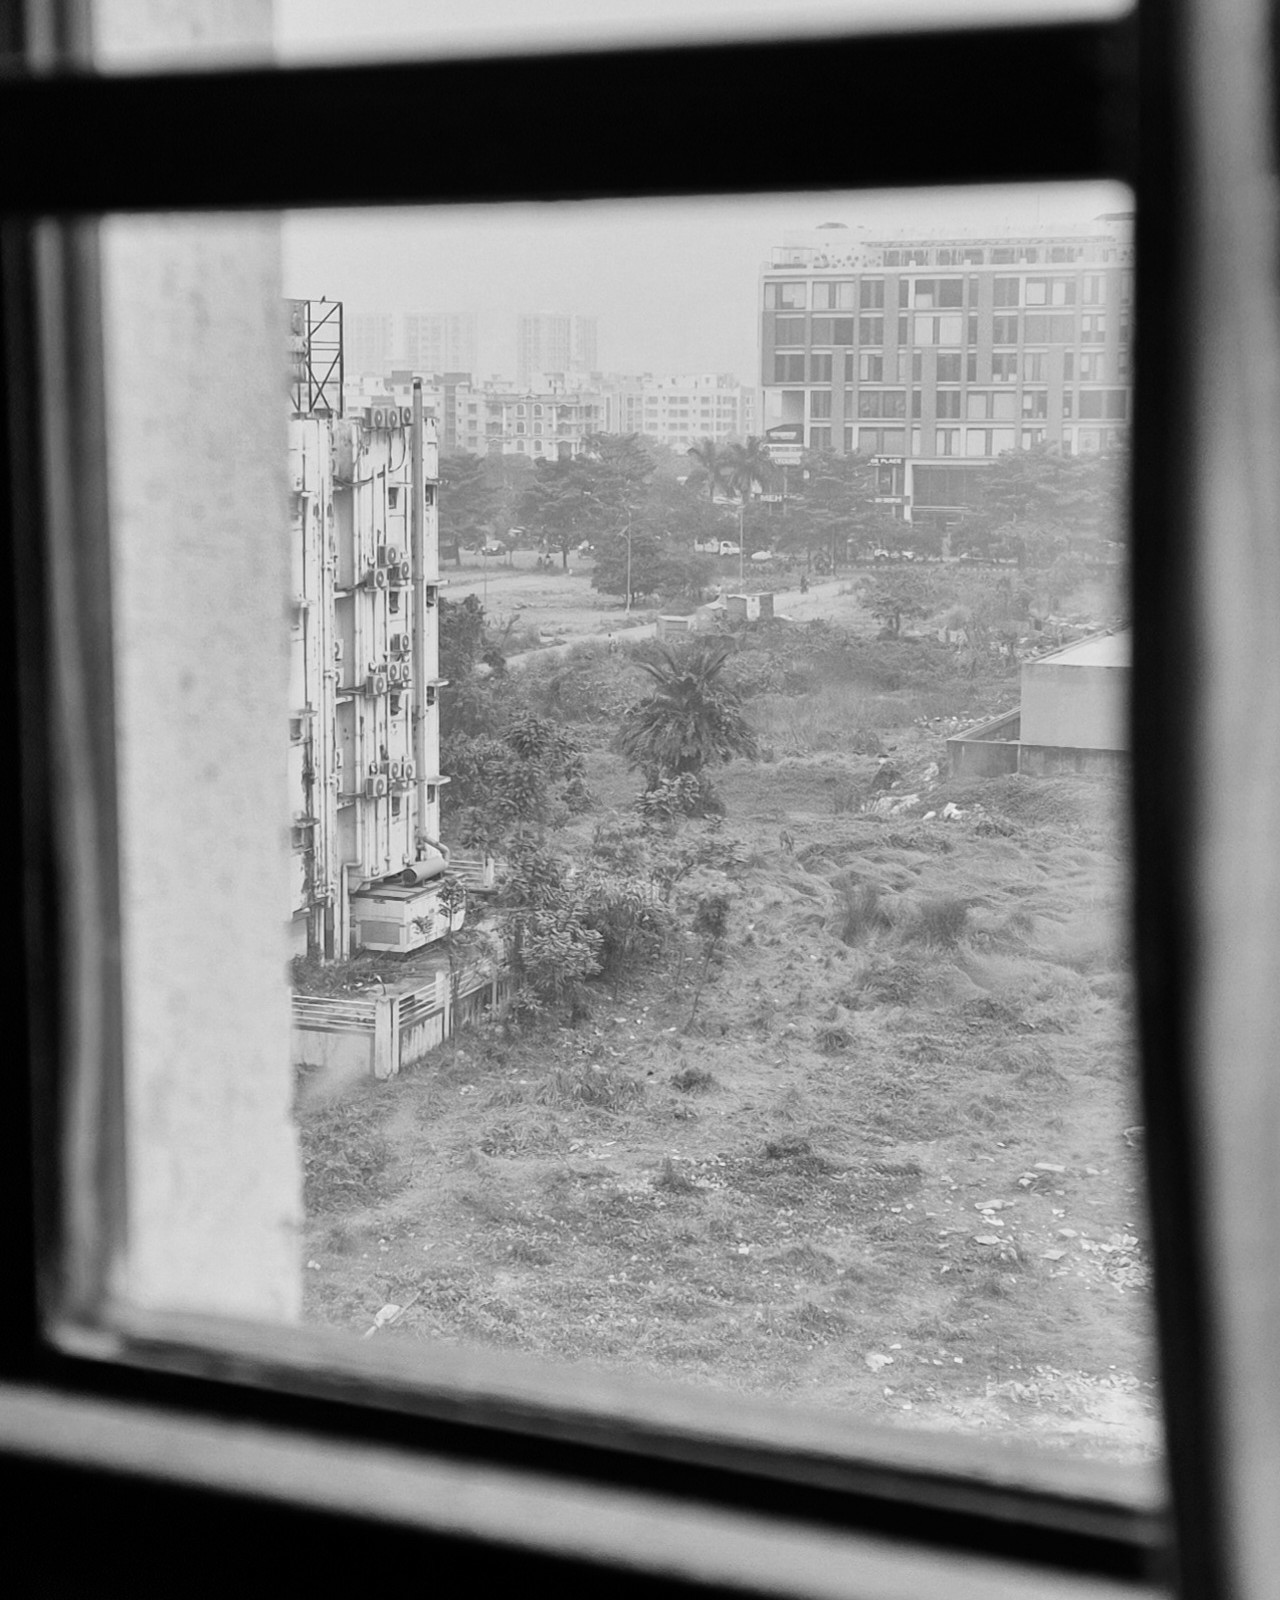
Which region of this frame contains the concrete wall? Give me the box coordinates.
[97,2,302,1322]
[1019,661,1129,751]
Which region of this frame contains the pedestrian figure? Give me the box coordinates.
[799,573,809,594]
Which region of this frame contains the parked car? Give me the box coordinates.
[750,550,775,564]
[481,541,505,556]
[719,541,741,557]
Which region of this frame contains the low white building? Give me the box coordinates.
[947,629,1130,777]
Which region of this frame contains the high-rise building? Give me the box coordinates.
[517,312,598,386]
[404,312,477,374]
[572,315,598,373]
[759,217,1134,538]
[517,313,571,387]
[348,311,396,375]
[288,304,457,960]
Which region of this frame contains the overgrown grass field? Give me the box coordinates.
[298,611,1153,1459]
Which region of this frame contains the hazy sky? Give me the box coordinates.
[282,185,1130,383]
[275,1,1129,384]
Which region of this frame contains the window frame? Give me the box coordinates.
[3,2,1277,1597]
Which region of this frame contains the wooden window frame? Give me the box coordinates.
[1,2,1278,1595]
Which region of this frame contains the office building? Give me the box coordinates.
[759,217,1134,538]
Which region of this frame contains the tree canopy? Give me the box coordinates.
[617,641,759,792]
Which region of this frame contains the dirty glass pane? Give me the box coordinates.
[86,0,1132,72]
[259,182,1155,1465]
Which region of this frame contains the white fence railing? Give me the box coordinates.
[292,961,512,1080]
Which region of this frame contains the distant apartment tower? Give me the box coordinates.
[606,373,753,451]
[573,315,598,373]
[759,217,1133,539]
[517,312,598,386]
[348,311,396,376]
[404,311,477,374]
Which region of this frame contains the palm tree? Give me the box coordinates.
[685,437,729,502]
[722,436,777,503]
[617,641,759,785]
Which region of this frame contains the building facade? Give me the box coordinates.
[403,311,477,374]
[605,372,755,451]
[288,309,453,960]
[480,377,606,458]
[347,310,397,376]
[759,218,1134,536]
[517,312,598,387]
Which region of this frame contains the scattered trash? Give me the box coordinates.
[865,1351,894,1371]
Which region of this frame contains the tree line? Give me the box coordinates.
[436,433,1127,607]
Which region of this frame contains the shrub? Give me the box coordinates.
[835,882,892,945]
[905,895,970,947]
[671,1064,716,1093]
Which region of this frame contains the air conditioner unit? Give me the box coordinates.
[371,406,389,429]
[365,671,388,696]
[363,776,380,798]
[396,563,412,585]
[390,632,410,654]
[385,545,403,566]
[400,407,414,427]
[402,760,416,782]
[398,670,412,691]
[389,759,405,781]
[387,662,402,685]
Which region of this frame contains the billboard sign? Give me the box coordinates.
[765,421,804,466]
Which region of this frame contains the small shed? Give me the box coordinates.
[727,591,775,623]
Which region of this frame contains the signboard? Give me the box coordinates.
[765,422,804,444]
[764,422,804,466]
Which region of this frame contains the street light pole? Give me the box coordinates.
[738,499,745,589]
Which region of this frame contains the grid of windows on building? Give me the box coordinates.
[760,217,1132,539]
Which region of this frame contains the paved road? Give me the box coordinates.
[503,578,861,671]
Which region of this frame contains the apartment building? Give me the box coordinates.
[759,217,1133,534]
[480,377,606,458]
[403,311,477,374]
[288,304,455,960]
[517,312,598,387]
[606,372,755,450]
[347,310,397,376]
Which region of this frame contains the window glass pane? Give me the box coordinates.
[85,0,1134,70]
[89,182,1151,1474]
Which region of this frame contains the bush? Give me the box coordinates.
[671,1064,716,1093]
[835,883,891,945]
[905,895,970,948]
